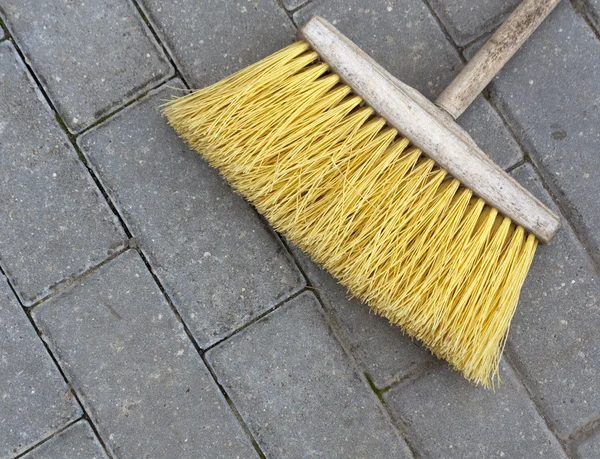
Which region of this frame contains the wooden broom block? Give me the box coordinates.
[298,3,561,244]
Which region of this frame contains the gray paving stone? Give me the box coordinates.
[0,0,173,132]
[139,0,296,88]
[463,32,494,61]
[207,292,412,459]
[428,0,520,46]
[384,362,566,459]
[576,432,600,459]
[289,243,434,388]
[585,0,600,30]
[0,274,81,458]
[32,250,258,459]
[294,0,522,169]
[78,83,303,348]
[294,0,463,101]
[282,0,309,11]
[22,421,108,459]
[459,97,523,169]
[0,42,126,306]
[508,164,600,436]
[487,1,600,257]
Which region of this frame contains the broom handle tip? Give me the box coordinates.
[435,0,561,120]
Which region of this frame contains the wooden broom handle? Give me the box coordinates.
[436,0,561,120]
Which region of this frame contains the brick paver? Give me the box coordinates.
[384,362,566,458]
[486,1,600,259]
[290,243,434,388]
[294,0,522,169]
[0,274,81,458]
[429,0,520,46]
[207,292,412,459]
[32,251,258,459]
[21,421,108,459]
[0,0,173,132]
[139,0,296,88]
[508,164,600,436]
[78,84,304,348]
[0,42,126,306]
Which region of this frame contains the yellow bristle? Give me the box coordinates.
[163,41,538,387]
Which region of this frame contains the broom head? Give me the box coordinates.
[163,29,547,387]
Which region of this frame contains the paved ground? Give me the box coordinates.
[0,0,598,458]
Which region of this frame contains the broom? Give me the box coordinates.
[163,0,561,387]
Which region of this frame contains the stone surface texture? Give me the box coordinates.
[78,83,304,349]
[487,1,600,259]
[508,164,600,436]
[0,274,81,458]
[588,0,600,29]
[208,292,412,459]
[384,362,567,459]
[139,0,296,88]
[294,0,464,100]
[282,0,309,11]
[429,0,521,46]
[458,96,523,169]
[21,421,108,459]
[33,251,258,459]
[576,432,600,459]
[0,42,125,306]
[0,0,173,132]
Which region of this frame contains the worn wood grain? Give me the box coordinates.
[436,0,561,119]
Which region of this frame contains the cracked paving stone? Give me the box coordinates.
[0,42,126,306]
[32,250,258,459]
[78,82,304,348]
